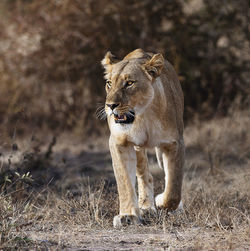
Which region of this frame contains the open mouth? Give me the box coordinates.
[114,111,135,124]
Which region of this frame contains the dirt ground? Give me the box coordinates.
[0,111,250,250]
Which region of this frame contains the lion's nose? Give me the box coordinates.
[106,103,120,110]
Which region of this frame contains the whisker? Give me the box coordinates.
[95,104,107,120]
[97,114,105,120]
[96,105,105,112]
[96,112,107,120]
[95,111,103,117]
[96,109,105,117]
[128,111,135,117]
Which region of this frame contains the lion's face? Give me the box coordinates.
[102,49,164,124]
[104,60,154,124]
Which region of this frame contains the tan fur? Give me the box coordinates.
[102,49,185,228]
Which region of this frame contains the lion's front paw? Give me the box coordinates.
[140,206,157,217]
[113,214,141,228]
[140,207,157,224]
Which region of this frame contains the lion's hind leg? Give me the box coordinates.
[155,147,164,169]
[155,139,184,211]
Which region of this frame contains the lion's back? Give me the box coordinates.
[160,60,184,135]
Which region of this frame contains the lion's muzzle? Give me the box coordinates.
[106,103,135,124]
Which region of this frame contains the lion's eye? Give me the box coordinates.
[126,80,135,87]
[106,80,112,88]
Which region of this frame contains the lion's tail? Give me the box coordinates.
[155,147,163,169]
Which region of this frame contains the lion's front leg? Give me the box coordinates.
[135,147,156,216]
[109,137,141,228]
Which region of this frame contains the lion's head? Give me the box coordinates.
[101,49,164,124]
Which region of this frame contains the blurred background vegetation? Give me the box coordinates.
[0,0,249,138]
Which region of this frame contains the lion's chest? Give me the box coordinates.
[109,119,164,147]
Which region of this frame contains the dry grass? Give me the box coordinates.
[0,110,249,250]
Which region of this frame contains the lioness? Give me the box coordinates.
[101,49,185,228]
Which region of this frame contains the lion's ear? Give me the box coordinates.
[101,51,119,71]
[143,53,164,78]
